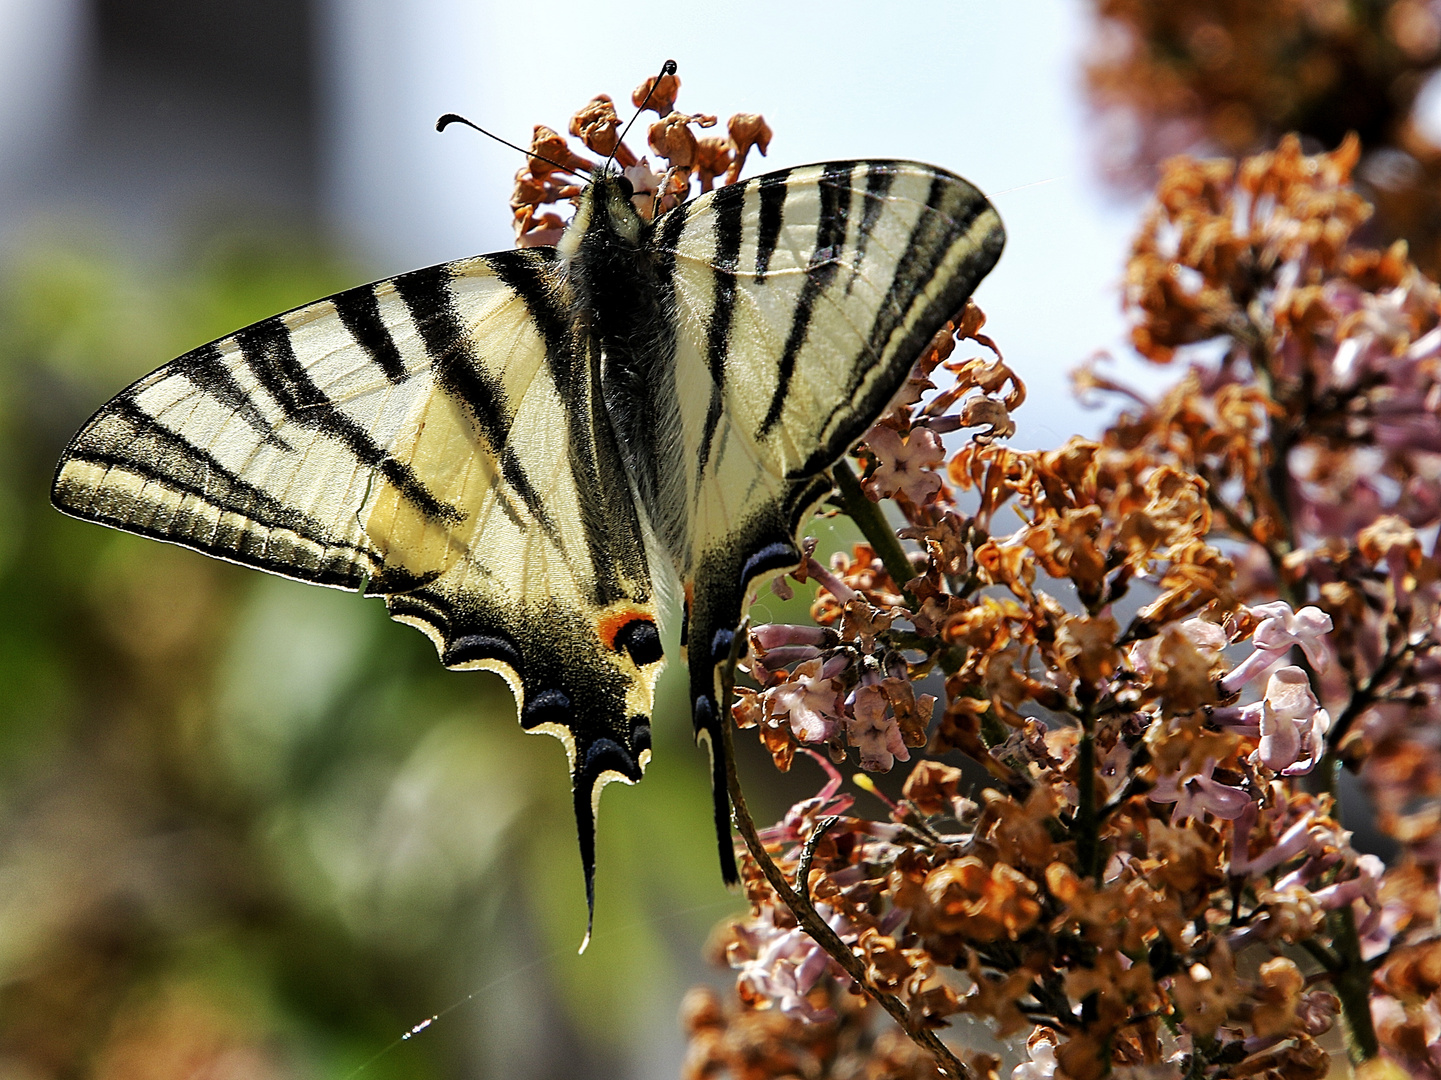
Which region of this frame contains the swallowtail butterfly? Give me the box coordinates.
[52,139,1004,937]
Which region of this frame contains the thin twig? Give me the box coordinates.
[1329,906,1381,1063]
[719,661,971,1079]
[1075,719,1100,883]
[796,816,838,901]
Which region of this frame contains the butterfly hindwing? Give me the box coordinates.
[52,249,665,929]
[631,161,1004,875]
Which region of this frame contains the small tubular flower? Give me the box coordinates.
[1220,603,1334,693]
[1150,758,1252,822]
[1256,666,1331,774]
[863,424,946,505]
[767,658,844,743]
[846,683,910,771]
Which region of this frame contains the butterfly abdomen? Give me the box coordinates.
[564,175,694,564]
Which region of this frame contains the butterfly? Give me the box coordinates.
[51,155,1004,939]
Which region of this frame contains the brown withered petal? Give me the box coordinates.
[1054,611,1122,686]
[1056,1033,1113,1080]
[680,986,726,1033]
[693,134,733,193]
[568,94,622,158]
[648,112,717,169]
[881,676,934,749]
[727,112,772,184]
[902,760,964,816]
[632,68,680,116]
[528,124,597,178]
[1250,956,1304,1038]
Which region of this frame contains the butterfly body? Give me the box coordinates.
[52,159,1004,931]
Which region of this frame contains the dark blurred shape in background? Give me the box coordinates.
[1085,0,1441,277]
[3,0,316,249]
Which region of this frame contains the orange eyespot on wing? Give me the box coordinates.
[598,606,663,666]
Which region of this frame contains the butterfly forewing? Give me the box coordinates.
[52,248,665,929]
[636,161,1004,876]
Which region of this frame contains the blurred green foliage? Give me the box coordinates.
[0,225,811,1078]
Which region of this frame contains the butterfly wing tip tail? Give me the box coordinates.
[720,849,741,889]
[578,872,596,955]
[710,759,741,887]
[573,778,599,955]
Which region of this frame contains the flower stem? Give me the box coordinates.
[1329,904,1380,1063]
[1076,722,1100,882]
[719,663,969,1078]
[831,459,917,605]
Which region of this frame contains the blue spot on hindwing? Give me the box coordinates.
[710,628,735,666]
[522,688,571,730]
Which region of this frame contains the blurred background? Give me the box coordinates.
[1,0,1439,1076]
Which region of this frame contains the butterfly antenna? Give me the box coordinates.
[606,58,677,174]
[436,113,591,177]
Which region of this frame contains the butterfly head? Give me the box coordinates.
[556,171,645,264]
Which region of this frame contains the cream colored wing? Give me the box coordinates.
[52,250,663,927]
[626,160,1004,878]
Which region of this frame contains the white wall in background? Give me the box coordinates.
[316,0,497,270]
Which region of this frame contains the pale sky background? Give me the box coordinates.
[0,0,1154,444]
[320,0,1153,450]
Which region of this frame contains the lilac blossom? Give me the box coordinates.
[803,557,860,605]
[861,424,945,505]
[730,903,852,1022]
[1309,854,1386,937]
[760,750,856,845]
[767,656,848,743]
[1230,801,1318,878]
[1129,617,1228,677]
[1219,602,1333,694]
[846,683,909,772]
[749,624,839,681]
[1255,666,1331,774]
[1150,757,1252,822]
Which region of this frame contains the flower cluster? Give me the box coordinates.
[732,307,1021,780]
[1095,135,1441,864]
[510,70,771,245]
[686,140,1441,1079]
[1083,0,1441,277]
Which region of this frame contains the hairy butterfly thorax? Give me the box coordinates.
[51,65,1005,945]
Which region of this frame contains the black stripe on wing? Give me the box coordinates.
[759,160,856,438]
[845,162,896,295]
[396,264,514,455]
[234,316,463,525]
[331,283,410,384]
[696,182,746,483]
[398,259,563,543]
[173,343,290,451]
[863,172,989,373]
[802,171,1001,475]
[53,396,379,587]
[487,247,654,592]
[754,170,790,281]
